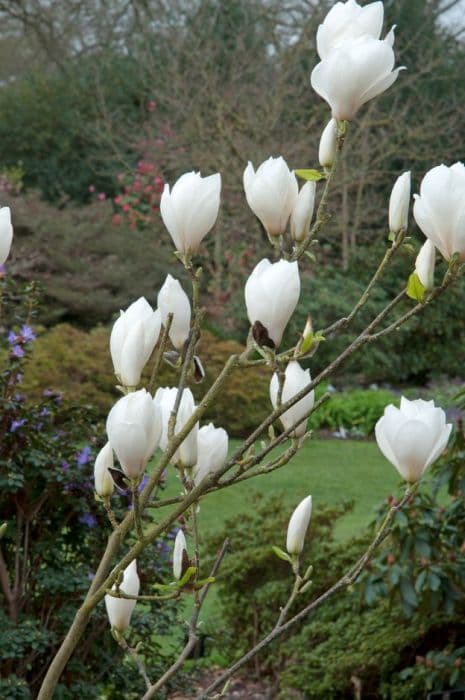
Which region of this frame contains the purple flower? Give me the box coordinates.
[10,418,27,432]
[20,325,36,342]
[61,461,70,471]
[40,407,50,417]
[79,513,97,528]
[77,446,91,467]
[7,330,17,345]
[138,475,149,493]
[11,346,25,358]
[87,572,95,581]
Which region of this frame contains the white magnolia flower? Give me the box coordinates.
[243,157,298,237]
[375,397,452,483]
[286,495,313,555]
[317,0,384,59]
[389,171,411,234]
[104,560,140,631]
[0,207,13,265]
[157,275,191,351]
[193,424,228,486]
[311,32,404,121]
[290,182,316,243]
[415,239,436,290]
[413,162,465,261]
[110,297,161,387]
[245,258,300,348]
[173,529,188,580]
[106,389,162,479]
[319,118,338,169]
[94,442,115,498]
[160,171,221,254]
[270,361,315,438]
[154,387,198,467]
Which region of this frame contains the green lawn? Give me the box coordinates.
[154,437,402,643]
[160,438,401,541]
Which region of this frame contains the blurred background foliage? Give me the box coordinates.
[0,0,463,389]
[0,0,465,697]
[204,428,465,699]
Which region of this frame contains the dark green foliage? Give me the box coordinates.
[205,455,465,698]
[287,246,465,385]
[9,191,174,327]
[204,494,358,661]
[310,387,398,435]
[0,279,179,698]
[391,646,465,697]
[16,322,271,436]
[0,55,146,203]
[360,425,465,617]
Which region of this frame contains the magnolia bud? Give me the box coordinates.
[389,171,411,234]
[415,240,435,290]
[154,387,198,467]
[243,157,298,238]
[160,171,221,254]
[413,162,465,261]
[104,560,140,631]
[290,182,316,243]
[157,275,191,351]
[94,442,115,498]
[173,529,188,580]
[0,207,13,265]
[375,397,452,483]
[318,119,337,169]
[286,495,313,555]
[106,389,162,479]
[270,361,315,438]
[193,423,228,486]
[110,297,161,387]
[245,258,300,348]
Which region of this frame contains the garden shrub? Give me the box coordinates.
[310,387,398,435]
[0,54,146,203]
[205,483,465,698]
[204,494,358,662]
[18,324,271,437]
[7,191,174,327]
[18,322,403,437]
[0,282,182,698]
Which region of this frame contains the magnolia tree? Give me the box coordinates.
[2,1,465,698]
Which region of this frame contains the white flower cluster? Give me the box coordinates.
[86,0,458,632]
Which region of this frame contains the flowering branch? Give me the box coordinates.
[198,485,416,699]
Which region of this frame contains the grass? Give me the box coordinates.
[154,438,402,636]
[159,437,401,541]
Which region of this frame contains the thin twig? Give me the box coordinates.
[115,632,152,691]
[292,120,348,262]
[321,229,406,338]
[132,482,144,541]
[197,486,415,699]
[142,539,229,700]
[103,498,119,530]
[105,589,180,602]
